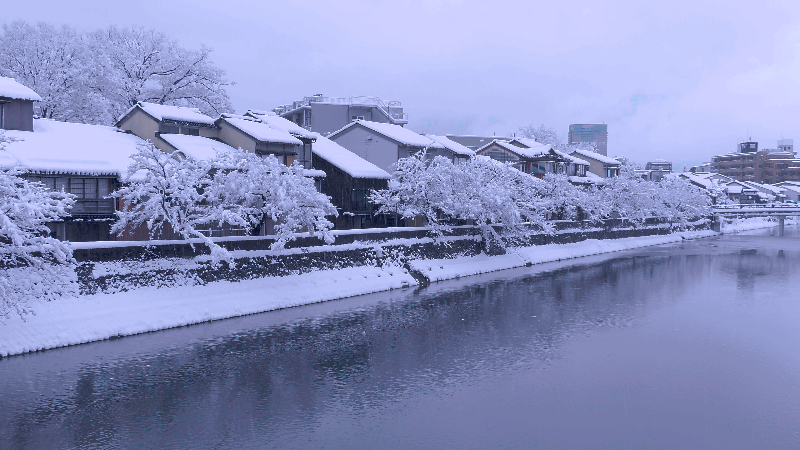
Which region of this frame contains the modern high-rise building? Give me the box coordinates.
[568,124,608,156]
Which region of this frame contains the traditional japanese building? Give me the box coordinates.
[475,139,590,180]
[115,102,219,153]
[569,148,620,178]
[329,120,447,172]
[311,135,392,229]
[0,76,41,132]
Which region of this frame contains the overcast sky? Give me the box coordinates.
[6,0,800,168]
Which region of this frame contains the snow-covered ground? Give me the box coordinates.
[0,230,718,357]
[721,216,798,234]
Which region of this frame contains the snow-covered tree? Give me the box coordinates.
[653,177,712,227]
[209,150,337,249]
[0,21,233,125]
[89,26,233,120]
[370,152,554,244]
[111,143,336,262]
[0,21,109,124]
[518,124,562,147]
[1,131,76,318]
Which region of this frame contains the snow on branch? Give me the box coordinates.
[1,131,77,318]
[111,142,337,264]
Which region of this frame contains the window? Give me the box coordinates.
[351,115,365,121]
[181,127,199,136]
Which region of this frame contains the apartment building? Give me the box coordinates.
[272,95,408,135]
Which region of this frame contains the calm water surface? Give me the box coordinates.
[2,227,800,449]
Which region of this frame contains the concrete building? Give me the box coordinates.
[778,139,793,153]
[711,140,800,184]
[0,77,41,132]
[568,124,608,156]
[272,95,408,136]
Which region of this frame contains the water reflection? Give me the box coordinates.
[2,233,800,449]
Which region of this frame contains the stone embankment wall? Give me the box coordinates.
[75,218,708,295]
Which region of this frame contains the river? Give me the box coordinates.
[1,226,799,449]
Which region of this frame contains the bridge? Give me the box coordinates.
[711,204,800,236]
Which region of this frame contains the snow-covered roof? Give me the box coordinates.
[245,110,315,140]
[0,77,41,101]
[128,102,217,125]
[311,134,391,179]
[479,140,590,165]
[741,180,785,195]
[160,134,237,161]
[220,115,302,145]
[725,185,743,194]
[570,148,620,165]
[331,120,444,148]
[303,168,326,178]
[679,173,712,189]
[0,119,144,177]
[425,134,475,156]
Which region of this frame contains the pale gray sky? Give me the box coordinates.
[6,0,800,168]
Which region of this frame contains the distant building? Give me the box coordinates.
[272,95,408,135]
[645,160,672,172]
[778,139,793,153]
[445,135,509,151]
[476,139,591,181]
[0,77,41,132]
[711,140,800,184]
[568,124,608,156]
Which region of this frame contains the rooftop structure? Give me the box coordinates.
[272,95,408,135]
[568,124,608,156]
[445,135,510,151]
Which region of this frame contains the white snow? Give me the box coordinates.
[135,102,216,125]
[425,134,476,156]
[720,216,797,233]
[0,76,42,101]
[160,134,238,161]
[311,134,391,179]
[0,230,719,357]
[0,265,417,357]
[245,110,315,140]
[332,120,445,148]
[221,115,302,145]
[0,119,146,176]
[569,148,620,165]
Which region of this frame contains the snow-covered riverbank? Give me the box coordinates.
[720,216,798,234]
[0,230,717,357]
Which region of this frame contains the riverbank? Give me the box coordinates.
[0,229,716,357]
